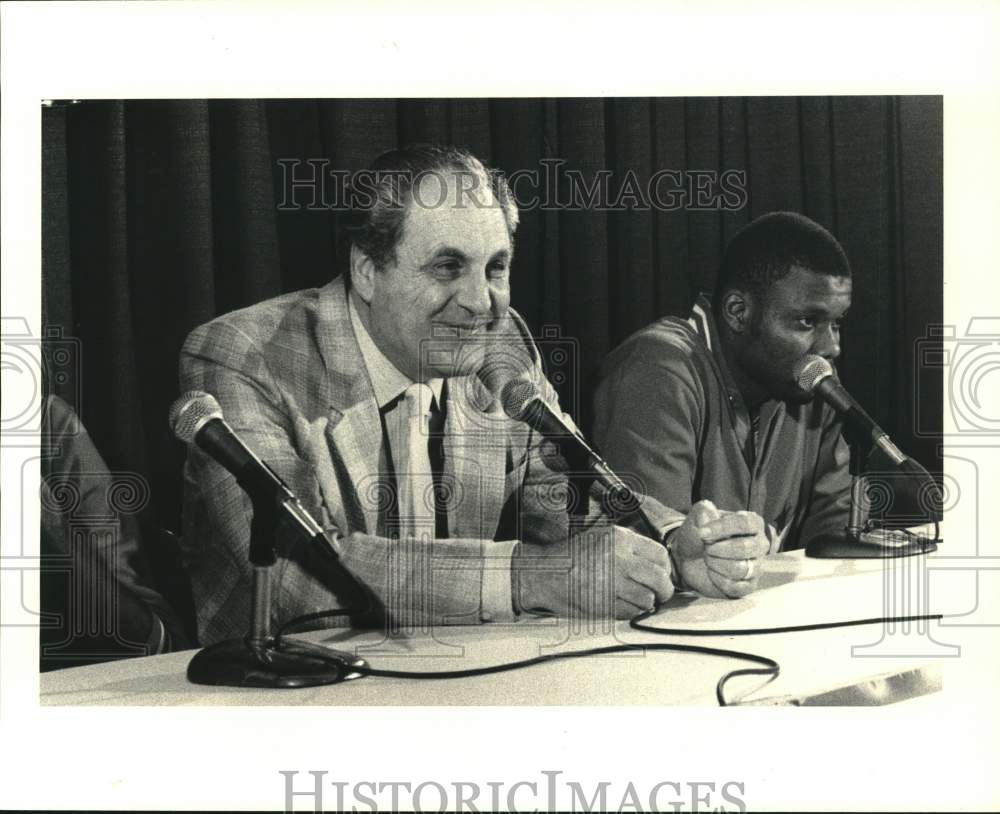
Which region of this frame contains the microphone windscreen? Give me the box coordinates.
[500,378,539,421]
[169,390,222,443]
[794,354,833,393]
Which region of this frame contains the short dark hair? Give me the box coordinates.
[340,144,519,276]
[712,212,851,312]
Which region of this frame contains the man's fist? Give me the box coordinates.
[670,500,770,598]
[515,524,674,619]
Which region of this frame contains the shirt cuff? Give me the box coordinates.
[658,518,684,542]
[147,614,168,655]
[662,523,690,592]
[480,539,519,623]
[766,522,788,554]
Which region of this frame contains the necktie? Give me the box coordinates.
[429,381,449,539]
[400,383,436,541]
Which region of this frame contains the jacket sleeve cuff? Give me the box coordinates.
[480,539,519,622]
[658,518,684,542]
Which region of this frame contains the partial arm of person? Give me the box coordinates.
[41,395,191,655]
[796,411,852,548]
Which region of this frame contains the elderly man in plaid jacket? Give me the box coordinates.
[179,146,770,645]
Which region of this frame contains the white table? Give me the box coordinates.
[40,550,961,706]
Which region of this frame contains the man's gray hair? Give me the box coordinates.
[342,144,519,273]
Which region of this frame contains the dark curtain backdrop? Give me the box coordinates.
[41,97,943,531]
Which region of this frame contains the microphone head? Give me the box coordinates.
[794,355,834,393]
[500,378,539,421]
[169,390,223,443]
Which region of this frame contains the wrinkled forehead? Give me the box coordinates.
[398,171,511,259]
[411,167,497,209]
[766,265,853,312]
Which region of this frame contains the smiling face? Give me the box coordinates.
[722,265,853,405]
[351,171,513,381]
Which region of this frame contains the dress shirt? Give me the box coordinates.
[349,296,517,621]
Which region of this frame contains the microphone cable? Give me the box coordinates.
[271,605,942,706]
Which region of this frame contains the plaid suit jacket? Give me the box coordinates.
[180,277,676,644]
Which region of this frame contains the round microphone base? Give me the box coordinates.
[187,636,368,688]
[806,528,938,559]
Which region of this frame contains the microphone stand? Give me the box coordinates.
[805,425,939,559]
[187,492,368,688]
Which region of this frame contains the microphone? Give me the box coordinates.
[500,379,637,507]
[795,356,908,465]
[170,390,369,689]
[169,391,325,544]
[795,356,942,536]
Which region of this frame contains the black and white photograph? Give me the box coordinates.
[2,2,998,812]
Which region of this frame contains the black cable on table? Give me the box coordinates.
[629,609,943,637]
[273,597,942,706]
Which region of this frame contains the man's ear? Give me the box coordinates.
[350,245,377,304]
[721,290,752,334]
